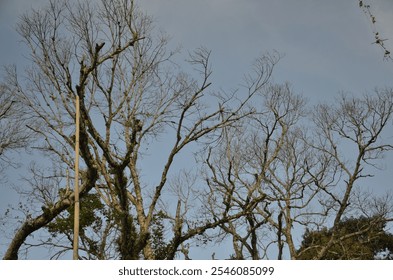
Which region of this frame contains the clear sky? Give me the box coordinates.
[1,0,393,259]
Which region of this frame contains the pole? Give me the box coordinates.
[72,94,80,260]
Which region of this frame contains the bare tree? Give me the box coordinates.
[203,85,393,259]
[5,0,390,261]
[303,89,393,259]
[203,83,315,259]
[1,0,277,259]
[0,82,36,173]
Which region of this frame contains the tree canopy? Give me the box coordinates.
[297,215,393,260]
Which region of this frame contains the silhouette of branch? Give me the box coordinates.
[359,0,392,61]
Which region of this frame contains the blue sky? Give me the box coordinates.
[1,0,393,259]
[138,0,393,99]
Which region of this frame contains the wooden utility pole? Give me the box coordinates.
[72,94,80,260]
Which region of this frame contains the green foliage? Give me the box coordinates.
[114,213,139,260]
[46,193,176,259]
[150,211,171,259]
[297,216,393,259]
[46,190,105,237]
[45,190,112,259]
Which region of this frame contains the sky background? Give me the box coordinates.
[1,0,393,259]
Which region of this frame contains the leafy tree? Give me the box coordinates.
[297,216,393,260]
[44,191,109,259]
